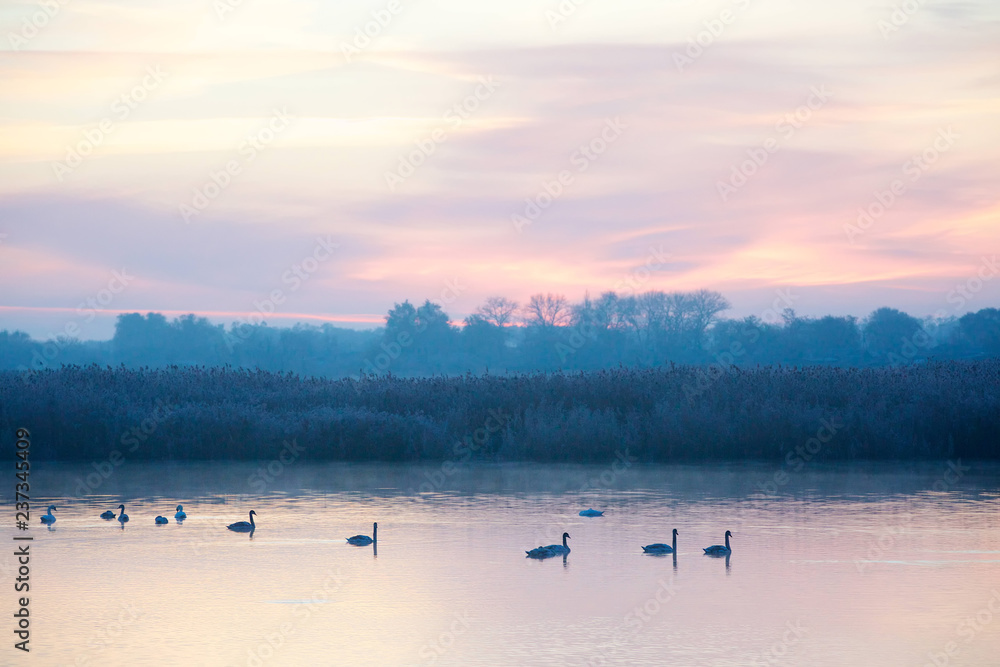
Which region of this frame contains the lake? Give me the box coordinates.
[11,461,1000,666]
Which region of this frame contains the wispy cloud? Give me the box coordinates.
[1,0,998,337]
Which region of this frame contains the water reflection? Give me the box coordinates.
[23,462,1000,667]
[641,550,678,572]
[226,509,257,532]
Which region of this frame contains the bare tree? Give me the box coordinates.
[594,291,628,331]
[523,293,570,328]
[476,296,519,328]
[618,291,668,343]
[685,289,731,337]
[571,291,627,332]
[662,291,692,337]
[614,289,729,350]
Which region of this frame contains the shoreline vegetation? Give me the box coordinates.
[3,301,999,378]
[3,361,997,463]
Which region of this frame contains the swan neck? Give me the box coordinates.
[249,512,255,527]
[725,533,730,548]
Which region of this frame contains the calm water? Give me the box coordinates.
[9,462,1000,666]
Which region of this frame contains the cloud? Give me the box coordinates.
[1,2,998,338]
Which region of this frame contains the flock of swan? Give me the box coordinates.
[55,504,182,526]
[525,519,733,560]
[37,504,733,557]
[37,504,377,545]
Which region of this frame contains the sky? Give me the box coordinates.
[0,0,998,340]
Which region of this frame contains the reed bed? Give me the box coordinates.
[1,361,997,462]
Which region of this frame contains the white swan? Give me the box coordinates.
[40,506,56,524]
[174,505,186,520]
[227,510,256,532]
[642,528,677,554]
[100,509,116,520]
[703,530,732,555]
[579,508,604,517]
[347,522,376,546]
[525,546,556,559]
[155,516,168,524]
[117,504,129,524]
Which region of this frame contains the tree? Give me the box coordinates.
[567,292,628,368]
[811,316,861,361]
[461,314,507,362]
[779,314,861,364]
[0,330,35,369]
[523,293,570,328]
[570,293,608,332]
[710,315,784,365]
[112,312,171,365]
[615,290,730,362]
[476,296,519,328]
[381,299,456,369]
[684,289,731,339]
[414,300,456,352]
[958,308,1000,356]
[862,307,926,362]
[170,314,225,364]
[384,301,419,341]
[617,291,661,343]
[592,291,628,331]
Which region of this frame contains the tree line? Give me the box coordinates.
[1,289,998,376]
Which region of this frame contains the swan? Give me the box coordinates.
[155,516,168,524]
[174,505,186,520]
[227,510,256,532]
[579,508,604,517]
[543,532,571,554]
[525,546,556,559]
[100,509,116,520]
[642,528,678,554]
[703,530,732,555]
[40,506,56,524]
[117,504,129,524]
[347,522,376,546]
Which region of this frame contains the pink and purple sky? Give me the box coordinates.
[1,0,998,339]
